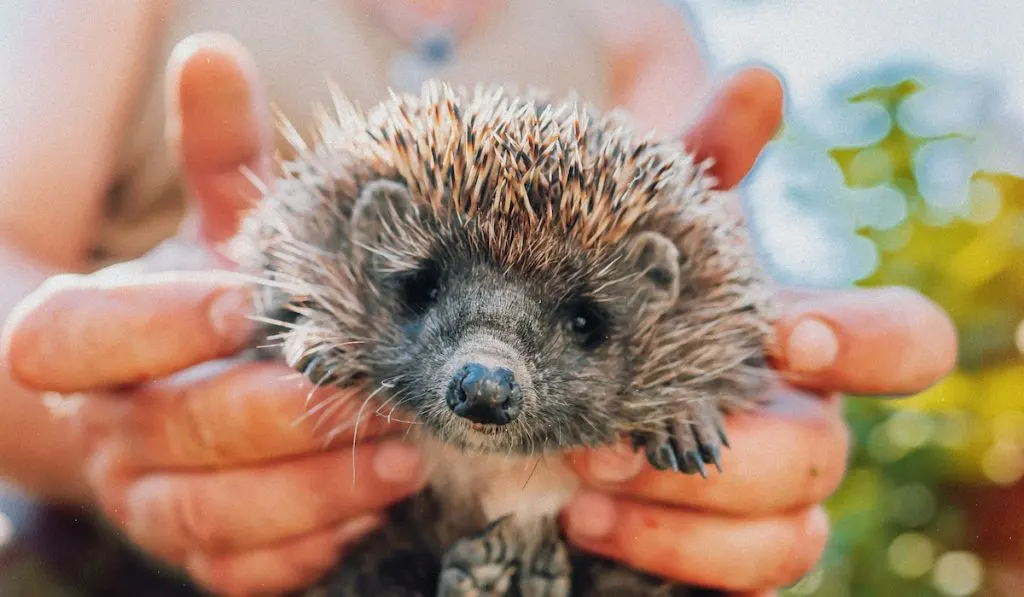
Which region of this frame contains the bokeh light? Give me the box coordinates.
[933,552,985,596]
[739,49,1024,597]
[887,484,938,527]
[888,532,936,579]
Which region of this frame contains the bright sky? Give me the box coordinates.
[680,0,1024,287]
[685,0,1024,120]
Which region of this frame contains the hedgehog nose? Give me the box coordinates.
[447,363,523,425]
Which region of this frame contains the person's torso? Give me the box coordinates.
[92,0,612,268]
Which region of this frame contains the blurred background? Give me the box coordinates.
[680,1,1024,596]
[0,1,1021,596]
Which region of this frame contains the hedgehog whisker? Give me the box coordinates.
[292,386,349,428]
[374,389,401,419]
[383,392,421,425]
[376,389,419,424]
[253,340,287,352]
[350,376,401,486]
[521,455,543,492]
[311,386,356,426]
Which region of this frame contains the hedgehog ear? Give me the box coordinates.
[627,231,680,317]
[350,179,416,254]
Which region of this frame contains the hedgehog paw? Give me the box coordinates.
[437,516,521,597]
[517,517,571,597]
[631,401,729,478]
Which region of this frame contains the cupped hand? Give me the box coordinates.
[1,34,427,596]
[5,272,427,595]
[561,68,958,596]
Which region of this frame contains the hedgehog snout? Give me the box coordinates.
[445,363,524,425]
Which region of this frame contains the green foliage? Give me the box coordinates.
[780,74,1023,597]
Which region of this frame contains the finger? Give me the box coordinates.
[568,385,849,516]
[771,286,958,395]
[90,439,424,558]
[2,271,253,393]
[166,31,271,247]
[185,515,380,597]
[562,493,828,592]
[81,360,403,469]
[682,66,784,190]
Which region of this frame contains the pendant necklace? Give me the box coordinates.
[354,0,503,92]
[388,24,457,92]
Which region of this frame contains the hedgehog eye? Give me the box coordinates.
[564,298,609,350]
[397,262,442,317]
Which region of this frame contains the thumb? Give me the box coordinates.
[165,32,272,249]
[682,66,785,190]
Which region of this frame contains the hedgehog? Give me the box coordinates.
[228,80,778,597]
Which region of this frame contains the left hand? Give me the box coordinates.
[559,68,958,596]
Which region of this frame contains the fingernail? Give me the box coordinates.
[564,490,616,540]
[587,444,645,484]
[335,514,381,544]
[807,506,830,536]
[785,317,838,373]
[208,286,253,345]
[372,441,424,485]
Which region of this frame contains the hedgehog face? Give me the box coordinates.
[239,84,773,459]
[344,180,683,454]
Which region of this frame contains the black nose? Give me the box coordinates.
[446,363,523,425]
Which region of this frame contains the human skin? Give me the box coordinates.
[2,31,958,597]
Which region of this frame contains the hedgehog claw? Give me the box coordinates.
[632,401,728,477]
[438,515,570,597]
[702,443,724,473]
[644,441,679,472]
[681,448,707,479]
[716,417,730,449]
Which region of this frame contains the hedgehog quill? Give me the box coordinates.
[229,81,777,597]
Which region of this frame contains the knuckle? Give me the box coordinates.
[86,447,128,524]
[171,382,229,463]
[168,480,224,551]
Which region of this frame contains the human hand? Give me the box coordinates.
[1,34,427,596]
[560,68,959,596]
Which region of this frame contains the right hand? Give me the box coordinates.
[1,33,427,596]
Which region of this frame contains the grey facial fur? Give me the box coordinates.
[350,180,679,455]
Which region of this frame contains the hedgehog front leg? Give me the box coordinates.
[437,516,520,596]
[517,517,572,597]
[437,515,571,597]
[630,399,728,478]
